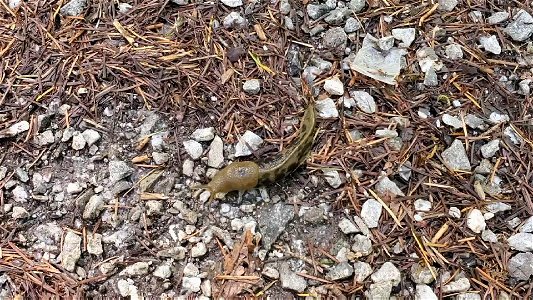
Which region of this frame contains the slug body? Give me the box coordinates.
[196,102,316,201]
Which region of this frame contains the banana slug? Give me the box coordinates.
[193,102,317,202]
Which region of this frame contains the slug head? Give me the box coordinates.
[193,161,260,203]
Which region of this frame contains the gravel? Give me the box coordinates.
[507,233,533,252]
[442,139,471,171]
[315,98,339,118]
[191,127,215,142]
[351,234,373,256]
[508,252,533,280]
[279,262,307,292]
[350,90,377,114]
[61,231,81,272]
[504,10,533,42]
[325,262,354,281]
[323,169,343,188]
[479,35,501,54]
[338,218,360,234]
[207,136,224,168]
[183,140,204,160]
[360,199,382,228]
[392,28,416,48]
[323,77,344,95]
[480,139,500,158]
[467,209,486,233]
[416,284,438,300]
[234,130,264,157]
[243,79,261,94]
[442,277,471,293]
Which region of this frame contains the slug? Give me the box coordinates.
[193,101,317,202]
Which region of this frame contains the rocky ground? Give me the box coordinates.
[1,0,533,299]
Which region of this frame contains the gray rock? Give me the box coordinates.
[371,262,401,285]
[347,0,366,12]
[235,130,263,157]
[480,139,500,158]
[438,0,458,11]
[326,262,354,281]
[519,216,533,233]
[0,121,29,138]
[220,0,242,7]
[152,152,169,165]
[508,252,533,281]
[302,207,325,224]
[279,262,307,292]
[323,27,347,49]
[279,0,291,14]
[182,277,202,293]
[487,12,509,24]
[475,159,493,175]
[13,185,28,202]
[35,130,55,146]
[201,279,212,297]
[183,140,204,160]
[262,265,280,279]
[469,11,483,23]
[508,233,533,252]
[60,0,86,16]
[445,43,463,60]
[350,91,376,114]
[173,200,198,224]
[442,139,471,171]
[223,12,247,29]
[519,79,531,96]
[87,232,103,255]
[457,293,482,300]
[307,4,329,20]
[32,173,47,194]
[481,229,498,243]
[258,203,294,251]
[121,262,150,276]
[442,278,471,293]
[464,114,484,130]
[118,2,133,12]
[71,131,86,150]
[191,127,215,142]
[82,129,101,146]
[323,169,343,188]
[504,126,523,145]
[410,262,436,284]
[315,98,339,118]
[479,35,501,55]
[12,206,28,219]
[442,114,463,129]
[14,167,29,182]
[108,160,133,184]
[324,77,344,95]
[0,166,7,181]
[416,284,438,300]
[112,180,132,195]
[83,195,104,219]
[504,10,533,42]
[424,66,438,86]
[191,242,208,257]
[102,225,135,248]
[376,176,404,197]
[485,202,512,214]
[378,36,395,51]
[325,7,350,25]
[243,79,261,94]
[392,28,416,48]
[449,207,461,218]
[61,127,75,142]
[207,136,224,168]
[61,231,81,271]
[182,159,194,177]
[153,264,172,279]
[338,218,360,234]
[361,199,382,228]
[183,263,199,277]
[353,261,372,283]
[375,129,398,138]
[146,200,162,216]
[157,246,186,260]
[367,281,393,299]
[467,209,486,233]
[414,199,432,212]
[117,279,138,298]
[344,17,361,33]
[351,234,373,256]
[302,66,321,84]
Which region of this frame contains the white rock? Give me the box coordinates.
[182,277,202,293]
[66,182,83,194]
[323,169,343,188]
[442,114,463,129]
[35,130,55,146]
[315,98,339,118]
[438,0,458,11]
[152,152,169,165]
[243,79,261,95]
[117,279,138,298]
[82,129,101,146]
[415,284,438,300]
[479,35,501,55]
[324,77,344,96]
[487,12,509,24]
[519,216,533,233]
[442,139,471,171]
[480,139,500,158]
[376,176,404,197]
[414,199,432,212]
[71,131,86,150]
[350,91,376,114]
[361,199,382,228]
[191,242,207,257]
[375,129,398,138]
[12,206,28,219]
[445,44,463,60]
[12,186,28,202]
[351,234,373,256]
[442,278,471,293]
[183,140,203,160]
[489,112,509,124]
[467,209,486,233]
[221,0,242,7]
[507,233,533,252]
[2,121,29,137]
[371,262,401,286]
[191,127,215,142]
[392,28,416,48]
[208,136,224,168]
[87,233,103,255]
[61,231,81,272]
[153,264,172,279]
[481,229,498,243]
[235,131,263,157]
[182,159,194,177]
[223,12,247,29]
[338,218,360,234]
[449,207,461,218]
[83,195,104,219]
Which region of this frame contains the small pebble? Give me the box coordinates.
[315,98,339,118]
[235,131,263,157]
[191,127,215,142]
[467,209,486,233]
[183,140,203,160]
[243,79,261,95]
[323,77,344,96]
